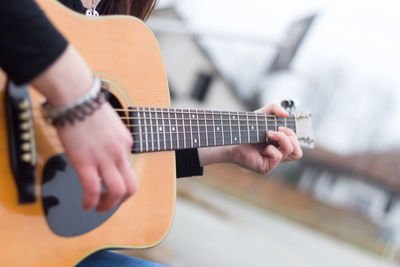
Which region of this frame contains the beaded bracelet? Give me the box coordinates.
[41,77,110,127]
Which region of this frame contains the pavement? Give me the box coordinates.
[130,180,396,267]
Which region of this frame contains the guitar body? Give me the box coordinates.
[0,1,175,266]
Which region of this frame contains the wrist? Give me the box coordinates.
[198,146,233,167]
[41,77,108,127]
[31,45,93,107]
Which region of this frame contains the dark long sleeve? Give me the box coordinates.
[175,149,203,178]
[0,0,68,84]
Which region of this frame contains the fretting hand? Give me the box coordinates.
[198,103,303,174]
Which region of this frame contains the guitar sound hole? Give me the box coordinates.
[41,154,118,237]
[106,91,128,124]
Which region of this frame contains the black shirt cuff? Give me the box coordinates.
[175,149,203,178]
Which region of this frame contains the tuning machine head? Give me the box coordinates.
[281,100,296,114]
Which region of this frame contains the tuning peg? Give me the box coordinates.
[18,99,30,110]
[281,100,296,113]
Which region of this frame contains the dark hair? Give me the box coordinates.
[101,0,158,21]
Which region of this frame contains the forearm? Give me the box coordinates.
[31,45,93,106]
[198,146,233,167]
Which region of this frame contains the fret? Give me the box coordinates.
[196,111,201,147]
[150,108,156,151]
[276,117,286,130]
[222,111,230,145]
[183,109,190,149]
[229,112,233,144]
[203,110,208,147]
[138,110,143,152]
[170,109,178,150]
[135,109,143,152]
[160,109,165,150]
[284,117,287,128]
[216,111,224,146]
[230,112,240,144]
[176,109,185,149]
[188,110,194,148]
[167,109,172,150]
[248,113,258,143]
[197,110,207,148]
[143,108,149,151]
[211,110,217,146]
[292,115,297,133]
[237,112,241,144]
[274,115,278,131]
[257,114,266,143]
[246,112,250,143]
[149,108,156,151]
[239,112,248,144]
[129,108,139,152]
[190,110,199,148]
[264,114,268,143]
[255,113,259,142]
[152,109,157,151]
[156,109,164,150]
[162,109,171,150]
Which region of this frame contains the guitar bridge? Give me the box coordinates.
[5,81,36,204]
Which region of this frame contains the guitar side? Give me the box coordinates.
[0,1,175,266]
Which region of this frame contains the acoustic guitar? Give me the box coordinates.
[0,0,314,266]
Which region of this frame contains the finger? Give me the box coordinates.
[279,127,303,160]
[267,130,294,158]
[96,164,126,213]
[260,145,282,173]
[76,166,101,211]
[117,155,138,204]
[257,103,289,118]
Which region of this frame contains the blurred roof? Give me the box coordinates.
[303,147,400,193]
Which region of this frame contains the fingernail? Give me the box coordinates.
[268,131,277,137]
[278,127,285,131]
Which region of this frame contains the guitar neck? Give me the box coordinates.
[128,107,296,153]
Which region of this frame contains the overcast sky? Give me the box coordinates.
[158,0,400,155]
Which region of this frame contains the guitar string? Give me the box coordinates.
[33,128,296,143]
[31,113,297,123]
[35,136,285,150]
[30,106,298,149]
[31,113,296,127]
[32,122,295,134]
[31,107,300,120]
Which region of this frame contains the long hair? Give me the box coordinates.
[101,0,158,21]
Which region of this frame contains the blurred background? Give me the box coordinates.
[129,0,400,266]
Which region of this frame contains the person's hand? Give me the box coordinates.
[56,102,137,212]
[31,45,137,212]
[198,103,303,175]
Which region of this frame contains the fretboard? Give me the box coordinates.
[128,107,296,153]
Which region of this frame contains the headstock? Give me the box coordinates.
[281,100,315,149]
[295,111,315,149]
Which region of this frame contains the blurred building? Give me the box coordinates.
[299,148,400,246]
[149,1,400,261]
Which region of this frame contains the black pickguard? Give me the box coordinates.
[41,154,117,237]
